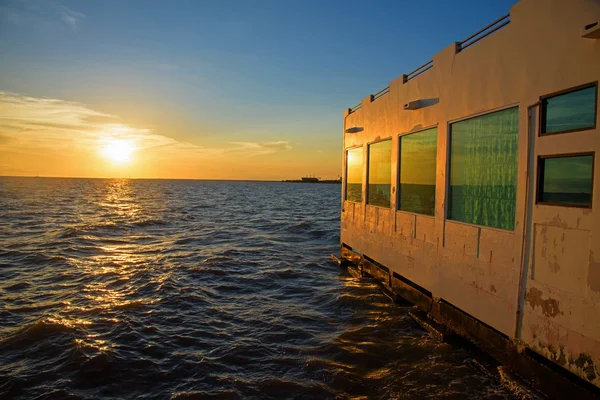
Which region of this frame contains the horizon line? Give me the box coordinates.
[0,175,340,182]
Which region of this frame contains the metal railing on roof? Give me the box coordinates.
[371,86,390,101]
[349,102,362,113]
[404,60,433,83]
[458,13,510,52]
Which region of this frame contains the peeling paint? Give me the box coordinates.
[570,353,598,381]
[547,345,568,366]
[525,287,562,318]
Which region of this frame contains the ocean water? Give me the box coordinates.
[0,178,517,399]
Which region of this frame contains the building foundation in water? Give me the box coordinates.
[339,0,600,396]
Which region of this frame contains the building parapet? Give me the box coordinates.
[457,13,510,52]
[347,12,512,114]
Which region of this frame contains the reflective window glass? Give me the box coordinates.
[538,155,593,207]
[368,140,392,207]
[542,85,596,134]
[345,147,363,202]
[399,128,437,215]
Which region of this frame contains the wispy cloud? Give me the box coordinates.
[0,1,85,30]
[229,140,292,156]
[0,92,292,162]
[59,5,85,30]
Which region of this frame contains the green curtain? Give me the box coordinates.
[448,107,519,230]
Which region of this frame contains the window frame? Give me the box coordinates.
[344,145,364,203]
[366,137,393,208]
[536,152,595,209]
[397,126,438,216]
[539,82,598,136]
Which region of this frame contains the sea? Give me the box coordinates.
[0,177,519,399]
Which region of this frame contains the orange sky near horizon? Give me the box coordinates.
[0,91,341,180]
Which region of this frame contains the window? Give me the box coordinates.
[399,127,437,215]
[367,140,392,207]
[448,107,519,230]
[537,154,594,207]
[541,83,597,135]
[345,147,363,202]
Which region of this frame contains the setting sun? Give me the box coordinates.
[101,140,135,164]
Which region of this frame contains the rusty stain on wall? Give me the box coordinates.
[589,252,600,293]
[525,287,563,318]
[549,214,569,229]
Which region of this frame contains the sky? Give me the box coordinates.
[0,0,516,180]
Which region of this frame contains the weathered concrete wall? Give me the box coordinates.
[341,0,600,387]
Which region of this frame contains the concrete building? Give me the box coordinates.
[340,0,600,395]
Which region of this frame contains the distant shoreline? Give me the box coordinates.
[282,179,341,184]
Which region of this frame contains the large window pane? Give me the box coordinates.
[399,128,437,215]
[542,85,596,134]
[345,147,363,202]
[448,107,519,230]
[368,140,392,207]
[538,155,593,207]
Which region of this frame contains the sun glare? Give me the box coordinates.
[101,140,135,164]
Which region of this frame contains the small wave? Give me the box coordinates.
[189,267,228,276]
[2,282,31,291]
[173,237,199,245]
[284,221,313,233]
[261,268,300,280]
[131,219,167,227]
[213,284,246,292]
[0,318,82,349]
[202,256,234,264]
[308,229,327,238]
[111,300,148,311]
[58,227,84,239]
[0,250,64,266]
[92,221,119,228]
[190,204,213,210]
[171,391,241,400]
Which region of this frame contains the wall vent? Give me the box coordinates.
[581,21,600,38]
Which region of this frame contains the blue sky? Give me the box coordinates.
[0,0,516,179]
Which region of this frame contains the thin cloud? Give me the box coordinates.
[229,140,292,156]
[0,1,85,30]
[0,92,292,160]
[59,5,85,29]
